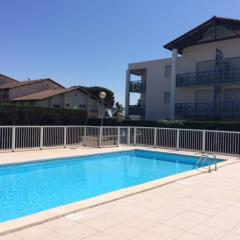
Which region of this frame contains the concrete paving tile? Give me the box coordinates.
[204,217,238,231]
[83,232,114,240]
[34,232,72,240]
[165,211,209,231]
[221,232,240,240]
[231,223,240,235]
[190,224,227,239]
[190,201,227,216]
[122,216,159,231]
[42,217,79,230]
[146,223,185,239]
[14,225,54,240]
[83,216,119,231]
[0,235,22,240]
[214,206,240,223]
[103,223,141,240]
[144,206,186,223]
[54,224,97,240]
[175,232,207,240]
[132,231,166,240]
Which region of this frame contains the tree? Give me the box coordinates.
[112,102,124,117]
[137,98,141,106]
[77,86,115,109]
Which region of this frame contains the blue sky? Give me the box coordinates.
[0,0,239,105]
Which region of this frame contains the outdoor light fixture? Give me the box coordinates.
[99,91,106,126]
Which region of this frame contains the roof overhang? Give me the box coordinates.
[164,16,240,54]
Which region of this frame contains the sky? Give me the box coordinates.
[0,0,240,105]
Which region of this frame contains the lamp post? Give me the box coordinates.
[99,91,106,126]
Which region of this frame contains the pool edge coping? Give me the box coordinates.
[0,149,236,236]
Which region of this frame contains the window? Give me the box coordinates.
[65,103,70,107]
[164,65,171,78]
[164,92,170,104]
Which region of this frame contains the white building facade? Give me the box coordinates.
[125,16,240,120]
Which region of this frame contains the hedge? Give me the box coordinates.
[0,104,87,125]
[1,104,240,131]
[86,118,240,131]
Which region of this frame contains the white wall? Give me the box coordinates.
[129,58,171,120]
[64,90,87,108]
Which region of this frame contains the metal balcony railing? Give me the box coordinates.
[175,102,240,118]
[129,80,146,93]
[176,68,240,87]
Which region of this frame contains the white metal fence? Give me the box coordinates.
[0,126,239,155]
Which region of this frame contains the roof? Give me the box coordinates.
[0,74,18,84]
[0,78,64,89]
[11,87,108,106]
[164,16,240,53]
[11,88,77,101]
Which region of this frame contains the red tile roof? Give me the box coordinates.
[11,87,104,103]
[11,88,79,101]
[0,79,64,89]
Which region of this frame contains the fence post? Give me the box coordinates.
[99,126,102,148]
[134,127,137,146]
[176,129,180,150]
[84,126,87,146]
[127,127,130,145]
[64,126,67,148]
[154,128,157,148]
[202,130,206,153]
[40,126,43,150]
[117,127,120,147]
[12,126,15,152]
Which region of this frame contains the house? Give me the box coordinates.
[0,75,106,118]
[125,16,240,120]
[0,78,64,103]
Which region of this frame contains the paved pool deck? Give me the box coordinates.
[0,147,240,240]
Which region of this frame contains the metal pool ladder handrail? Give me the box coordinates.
[195,153,217,173]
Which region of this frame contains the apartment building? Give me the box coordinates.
[125,16,240,120]
[0,74,105,118]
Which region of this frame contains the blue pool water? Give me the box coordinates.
[0,150,222,222]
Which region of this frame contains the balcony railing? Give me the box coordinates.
[176,102,240,119]
[129,80,146,93]
[129,104,145,117]
[176,68,240,87]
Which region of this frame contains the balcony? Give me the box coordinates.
[129,104,145,117]
[176,102,240,119]
[176,68,240,87]
[129,80,146,93]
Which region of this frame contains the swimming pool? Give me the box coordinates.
[0,150,222,223]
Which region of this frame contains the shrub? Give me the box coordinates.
[86,118,240,131]
[0,104,87,125]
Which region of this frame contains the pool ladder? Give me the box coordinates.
[195,153,217,173]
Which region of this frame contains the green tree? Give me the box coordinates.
[77,86,115,109]
[112,101,124,117]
